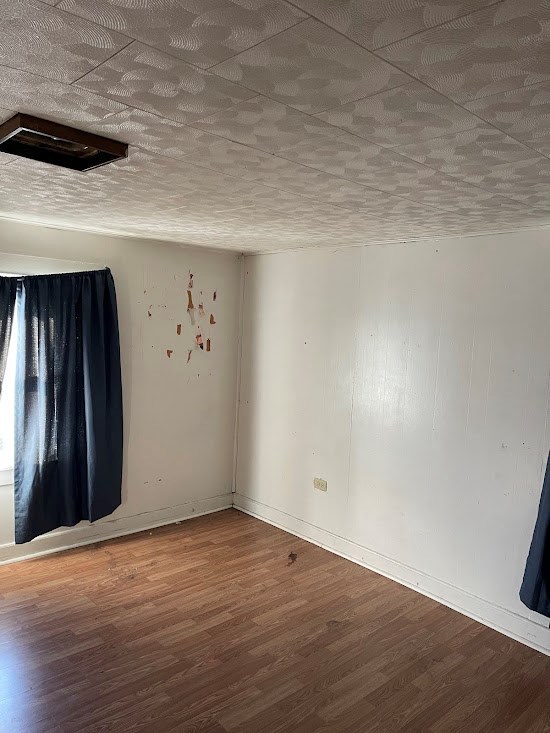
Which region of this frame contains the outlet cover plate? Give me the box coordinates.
[313,477,327,492]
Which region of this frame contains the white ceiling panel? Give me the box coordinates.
[56,0,306,69]
[444,155,550,208]
[0,0,548,251]
[378,0,550,103]
[464,81,550,158]
[77,108,221,160]
[190,96,345,152]
[289,0,499,50]
[0,107,13,124]
[0,66,127,123]
[180,136,299,181]
[315,82,482,148]
[76,42,256,123]
[211,18,408,114]
[393,125,542,174]
[279,132,450,187]
[1,0,129,83]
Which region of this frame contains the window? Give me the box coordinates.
[0,259,100,487]
[0,293,16,486]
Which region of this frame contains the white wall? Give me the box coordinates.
[235,230,550,654]
[0,218,241,562]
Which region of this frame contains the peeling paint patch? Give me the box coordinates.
[187,290,195,325]
[198,292,205,318]
[188,271,193,289]
[196,331,204,350]
[187,350,192,364]
[166,349,173,358]
[176,323,182,336]
[209,313,216,325]
[206,338,211,352]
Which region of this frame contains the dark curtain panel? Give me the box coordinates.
[0,277,17,396]
[14,268,123,545]
[520,455,550,619]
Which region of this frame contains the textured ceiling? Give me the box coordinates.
[0,0,550,252]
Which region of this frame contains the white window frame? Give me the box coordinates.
[0,272,18,486]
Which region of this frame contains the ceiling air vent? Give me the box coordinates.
[0,113,128,172]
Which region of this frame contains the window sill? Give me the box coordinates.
[0,468,14,486]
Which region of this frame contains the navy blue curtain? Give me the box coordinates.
[520,455,550,618]
[0,277,17,398]
[9,268,123,544]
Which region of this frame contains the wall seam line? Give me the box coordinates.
[345,248,362,506]
[231,254,246,496]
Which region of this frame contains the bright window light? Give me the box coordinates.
[0,286,16,485]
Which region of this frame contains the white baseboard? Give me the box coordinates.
[0,493,233,564]
[233,493,550,657]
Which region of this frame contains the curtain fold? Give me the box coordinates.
[0,277,18,397]
[520,455,550,619]
[13,268,123,545]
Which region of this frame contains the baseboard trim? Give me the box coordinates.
[0,493,233,564]
[233,493,550,656]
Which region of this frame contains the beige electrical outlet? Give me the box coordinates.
[313,477,327,492]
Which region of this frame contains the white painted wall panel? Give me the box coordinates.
[238,249,358,536]
[0,219,241,561]
[236,230,550,652]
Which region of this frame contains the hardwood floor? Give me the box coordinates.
[1,509,550,733]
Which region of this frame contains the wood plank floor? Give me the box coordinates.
[1,509,550,733]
